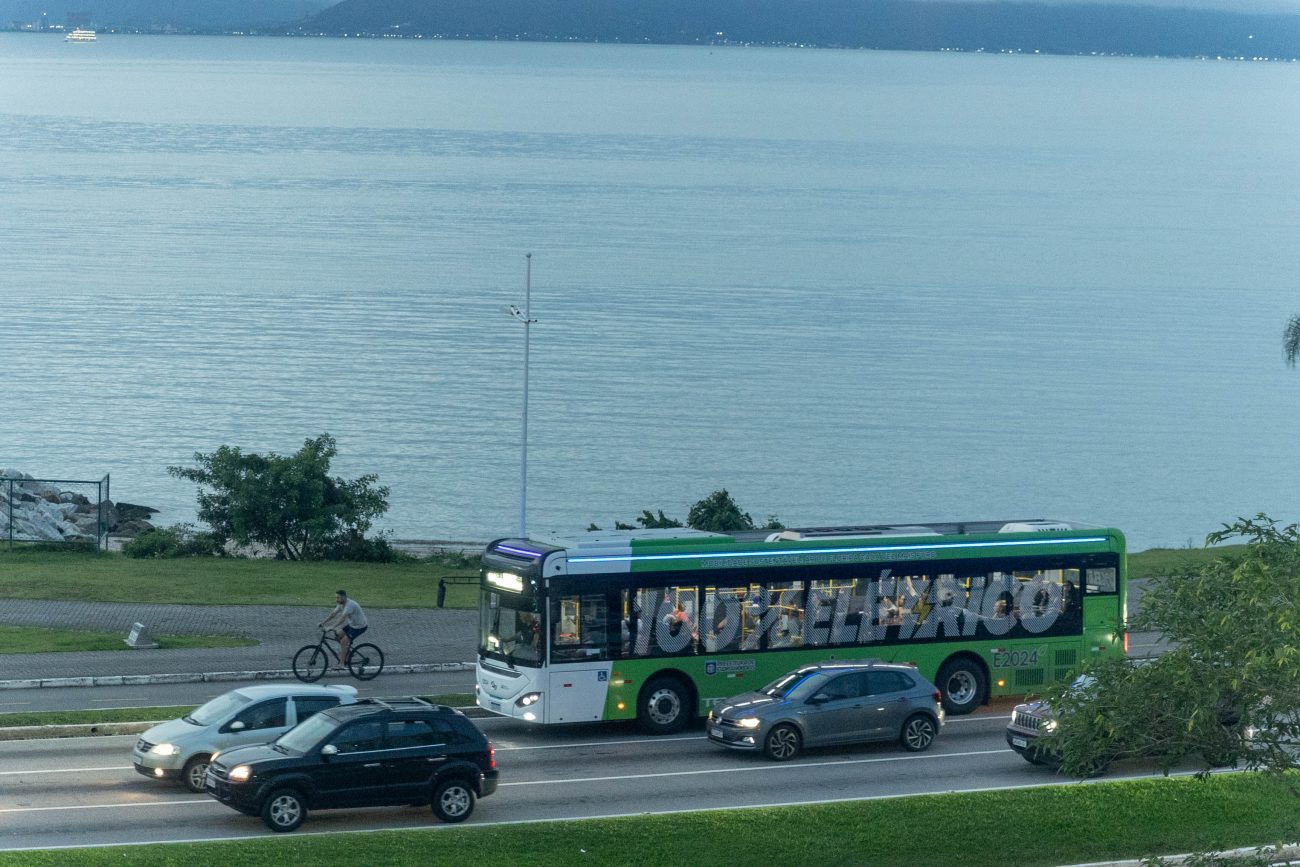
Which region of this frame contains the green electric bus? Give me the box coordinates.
[475,519,1125,734]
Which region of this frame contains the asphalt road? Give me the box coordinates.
[0,705,1199,852]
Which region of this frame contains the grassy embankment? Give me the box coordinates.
[0,694,473,728]
[0,772,1294,867]
[0,625,254,654]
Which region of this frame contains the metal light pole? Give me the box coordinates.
[506,254,536,539]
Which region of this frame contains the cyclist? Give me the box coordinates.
[320,589,368,665]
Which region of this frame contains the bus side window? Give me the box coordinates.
[1086,567,1117,594]
[551,594,612,661]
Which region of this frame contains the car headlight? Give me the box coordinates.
[516,692,542,707]
[1043,719,1058,733]
[149,743,179,757]
[737,717,761,729]
[228,765,252,782]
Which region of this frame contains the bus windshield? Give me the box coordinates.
[479,588,542,667]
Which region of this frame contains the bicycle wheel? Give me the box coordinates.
[347,643,384,680]
[292,644,328,683]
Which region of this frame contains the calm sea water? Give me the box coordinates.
[1,34,1298,550]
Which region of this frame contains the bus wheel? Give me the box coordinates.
[638,675,690,734]
[936,657,987,715]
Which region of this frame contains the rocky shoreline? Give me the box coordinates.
[0,469,156,545]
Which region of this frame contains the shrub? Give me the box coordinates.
[122,524,226,559]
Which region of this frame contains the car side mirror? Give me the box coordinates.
[321,744,338,759]
[807,693,830,705]
[228,720,246,732]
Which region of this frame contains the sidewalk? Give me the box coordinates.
[0,599,477,688]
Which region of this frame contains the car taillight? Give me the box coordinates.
[932,690,942,703]
[487,741,496,770]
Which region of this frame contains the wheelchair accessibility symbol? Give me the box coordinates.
[597,671,608,682]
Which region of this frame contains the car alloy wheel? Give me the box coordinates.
[182,755,210,793]
[764,724,801,761]
[261,789,306,832]
[432,779,476,823]
[901,714,937,752]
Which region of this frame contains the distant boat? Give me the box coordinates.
[65,28,96,42]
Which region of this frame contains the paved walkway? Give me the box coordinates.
[0,600,477,688]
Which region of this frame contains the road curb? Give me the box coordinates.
[0,662,476,690]
[1062,842,1300,866]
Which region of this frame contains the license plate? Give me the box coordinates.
[1012,736,1027,748]
[709,726,723,738]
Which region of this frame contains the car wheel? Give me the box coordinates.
[432,778,476,823]
[764,724,801,761]
[936,657,987,715]
[637,676,691,735]
[260,788,306,832]
[181,754,211,793]
[900,714,937,752]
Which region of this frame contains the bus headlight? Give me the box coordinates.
[737,718,761,729]
[516,692,542,708]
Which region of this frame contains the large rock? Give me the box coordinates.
[0,469,155,544]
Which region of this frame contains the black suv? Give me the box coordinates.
[205,697,499,832]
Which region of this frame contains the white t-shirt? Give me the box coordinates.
[336,598,367,629]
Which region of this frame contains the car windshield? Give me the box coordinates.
[185,691,253,726]
[760,671,829,701]
[275,712,341,754]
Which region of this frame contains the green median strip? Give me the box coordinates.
[0,625,256,654]
[0,772,1295,866]
[0,696,476,729]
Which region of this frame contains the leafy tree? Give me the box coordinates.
[589,492,782,533]
[688,489,765,533]
[1043,514,1300,779]
[167,433,391,561]
[1285,315,1300,368]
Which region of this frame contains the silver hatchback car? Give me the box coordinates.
[707,660,944,761]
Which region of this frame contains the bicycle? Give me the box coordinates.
[292,631,385,683]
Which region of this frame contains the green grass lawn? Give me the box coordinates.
[1128,544,1245,580]
[0,695,475,728]
[0,625,256,654]
[0,548,479,608]
[0,772,1294,866]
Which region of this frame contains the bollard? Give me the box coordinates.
[437,579,446,608]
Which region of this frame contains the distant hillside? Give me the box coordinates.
[300,0,1300,58]
[3,0,334,31]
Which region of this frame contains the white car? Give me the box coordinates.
[132,684,359,791]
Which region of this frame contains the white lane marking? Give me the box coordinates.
[489,715,1006,752]
[0,766,130,776]
[0,799,209,815]
[500,748,1012,786]
[0,747,1011,791]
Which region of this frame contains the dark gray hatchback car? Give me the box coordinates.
[707,660,944,761]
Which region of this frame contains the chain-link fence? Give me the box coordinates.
[1,473,111,551]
